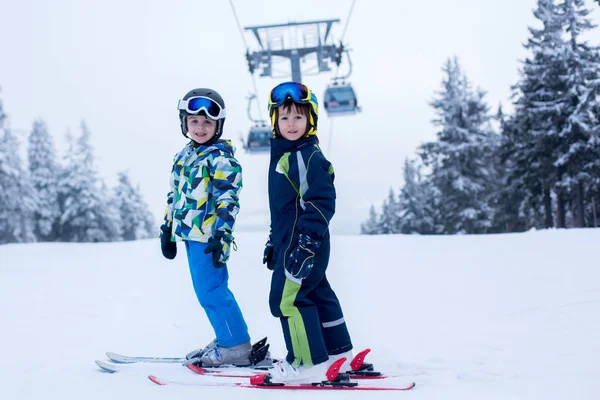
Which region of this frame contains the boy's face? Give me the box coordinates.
[277,104,308,141]
[186,114,217,144]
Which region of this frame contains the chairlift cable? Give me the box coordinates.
[228,0,249,48]
[228,0,266,121]
[334,0,357,80]
[340,0,357,43]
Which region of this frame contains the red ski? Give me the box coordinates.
[149,357,416,391]
[148,374,415,391]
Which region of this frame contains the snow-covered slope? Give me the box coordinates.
[1,228,598,399]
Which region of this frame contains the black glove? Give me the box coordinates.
[204,231,232,269]
[160,224,177,260]
[285,233,320,280]
[263,235,275,270]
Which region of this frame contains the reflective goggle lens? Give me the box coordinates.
[269,82,310,107]
[178,96,225,120]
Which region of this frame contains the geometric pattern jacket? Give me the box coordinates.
[163,139,242,244]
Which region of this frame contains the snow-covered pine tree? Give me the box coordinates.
[397,158,443,234]
[494,106,522,232]
[496,112,546,231]
[361,205,382,235]
[419,57,498,234]
[505,0,567,229]
[553,0,600,227]
[0,88,4,125]
[0,90,36,244]
[0,130,36,243]
[27,119,61,241]
[99,180,123,242]
[114,171,155,240]
[379,188,402,234]
[57,121,118,242]
[143,210,156,239]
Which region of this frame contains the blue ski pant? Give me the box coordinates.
[269,238,353,367]
[185,241,250,347]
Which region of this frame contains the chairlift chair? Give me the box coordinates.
[323,83,359,116]
[244,93,271,153]
[245,126,271,153]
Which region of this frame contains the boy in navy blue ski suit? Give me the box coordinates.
[263,82,353,383]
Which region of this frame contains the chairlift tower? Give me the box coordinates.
[244,19,344,83]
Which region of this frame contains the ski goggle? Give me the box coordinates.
[268,82,318,115]
[177,96,226,120]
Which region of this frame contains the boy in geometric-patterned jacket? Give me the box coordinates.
[160,88,252,367]
[262,82,354,383]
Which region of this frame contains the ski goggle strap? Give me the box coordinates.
[177,96,226,120]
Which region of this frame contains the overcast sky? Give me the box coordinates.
[2,0,600,234]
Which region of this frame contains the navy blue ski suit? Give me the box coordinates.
[267,135,352,367]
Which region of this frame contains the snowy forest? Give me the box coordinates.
[0,95,155,244]
[363,0,600,235]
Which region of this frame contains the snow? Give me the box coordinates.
[1,228,599,399]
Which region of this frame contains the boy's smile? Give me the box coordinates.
[187,115,217,144]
